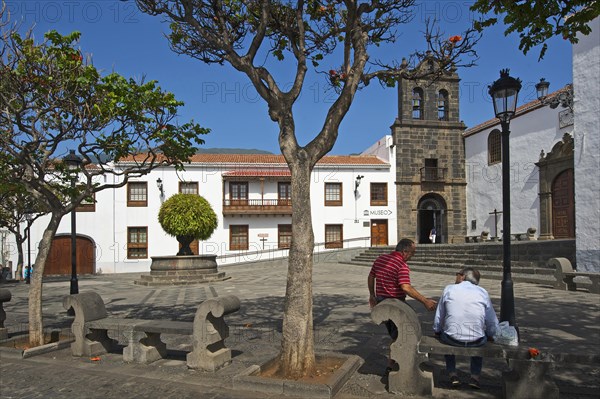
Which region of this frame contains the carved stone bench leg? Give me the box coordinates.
[564,276,577,291]
[187,338,231,371]
[72,328,117,357]
[123,330,167,364]
[188,297,240,372]
[502,359,558,399]
[371,300,432,396]
[187,316,231,371]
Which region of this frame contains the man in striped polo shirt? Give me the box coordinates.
[368,238,437,372]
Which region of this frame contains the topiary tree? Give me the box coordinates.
[158,193,218,256]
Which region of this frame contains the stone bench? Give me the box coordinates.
[0,288,11,340]
[63,291,240,371]
[550,257,600,294]
[465,235,480,243]
[371,298,558,399]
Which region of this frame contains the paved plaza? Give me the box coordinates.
[1,260,599,398]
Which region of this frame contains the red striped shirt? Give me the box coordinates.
[369,251,411,299]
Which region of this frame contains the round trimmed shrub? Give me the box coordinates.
[158,193,218,255]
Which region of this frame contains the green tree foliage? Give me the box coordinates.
[0,176,47,280]
[137,0,480,378]
[0,24,208,346]
[158,193,218,240]
[471,0,600,60]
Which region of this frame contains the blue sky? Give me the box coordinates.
[4,1,573,155]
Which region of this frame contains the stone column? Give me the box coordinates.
[538,192,554,240]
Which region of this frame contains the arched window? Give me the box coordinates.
[412,88,424,119]
[488,129,501,165]
[437,90,448,121]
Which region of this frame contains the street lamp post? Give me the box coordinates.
[24,211,34,284]
[488,69,522,328]
[64,150,82,314]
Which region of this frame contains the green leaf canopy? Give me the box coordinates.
[158,193,218,240]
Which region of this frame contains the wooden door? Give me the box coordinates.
[370,220,388,246]
[552,169,575,239]
[44,235,95,276]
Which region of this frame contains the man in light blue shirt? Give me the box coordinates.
[433,267,499,389]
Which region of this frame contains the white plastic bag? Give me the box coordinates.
[494,321,519,346]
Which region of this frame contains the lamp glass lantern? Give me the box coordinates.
[535,78,550,101]
[64,149,83,170]
[488,69,522,124]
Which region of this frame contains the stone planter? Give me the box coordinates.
[134,255,229,286]
[234,353,363,399]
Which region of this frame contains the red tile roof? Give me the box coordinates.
[463,85,572,137]
[120,153,388,166]
[222,169,291,177]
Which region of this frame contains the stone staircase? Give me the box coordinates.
[343,240,577,288]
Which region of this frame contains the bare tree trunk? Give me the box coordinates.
[28,212,62,347]
[15,242,24,281]
[280,161,316,378]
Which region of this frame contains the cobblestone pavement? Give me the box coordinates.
[1,261,599,398]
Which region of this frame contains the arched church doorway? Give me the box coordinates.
[552,168,575,239]
[417,194,447,244]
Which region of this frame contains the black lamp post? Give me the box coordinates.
[24,210,34,284]
[64,150,82,313]
[488,69,522,327]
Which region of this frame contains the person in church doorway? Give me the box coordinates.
[429,227,437,243]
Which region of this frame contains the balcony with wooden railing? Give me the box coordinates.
[222,198,292,215]
[419,167,448,182]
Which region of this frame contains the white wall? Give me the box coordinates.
[573,16,600,271]
[465,104,573,237]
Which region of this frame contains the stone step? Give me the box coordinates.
[348,241,575,290]
[341,261,558,286]
[345,259,555,275]
[352,256,547,270]
[134,272,229,286]
[146,268,220,276]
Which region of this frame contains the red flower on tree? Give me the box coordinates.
[449,35,462,44]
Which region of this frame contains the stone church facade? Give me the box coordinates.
[391,60,467,244]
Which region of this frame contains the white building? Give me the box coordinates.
[14,139,397,275]
[573,16,600,272]
[463,89,574,240]
[463,16,599,272]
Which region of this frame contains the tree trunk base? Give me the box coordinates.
[235,353,363,398]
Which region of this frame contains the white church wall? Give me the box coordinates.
[465,103,573,238]
[573,16,600,271]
